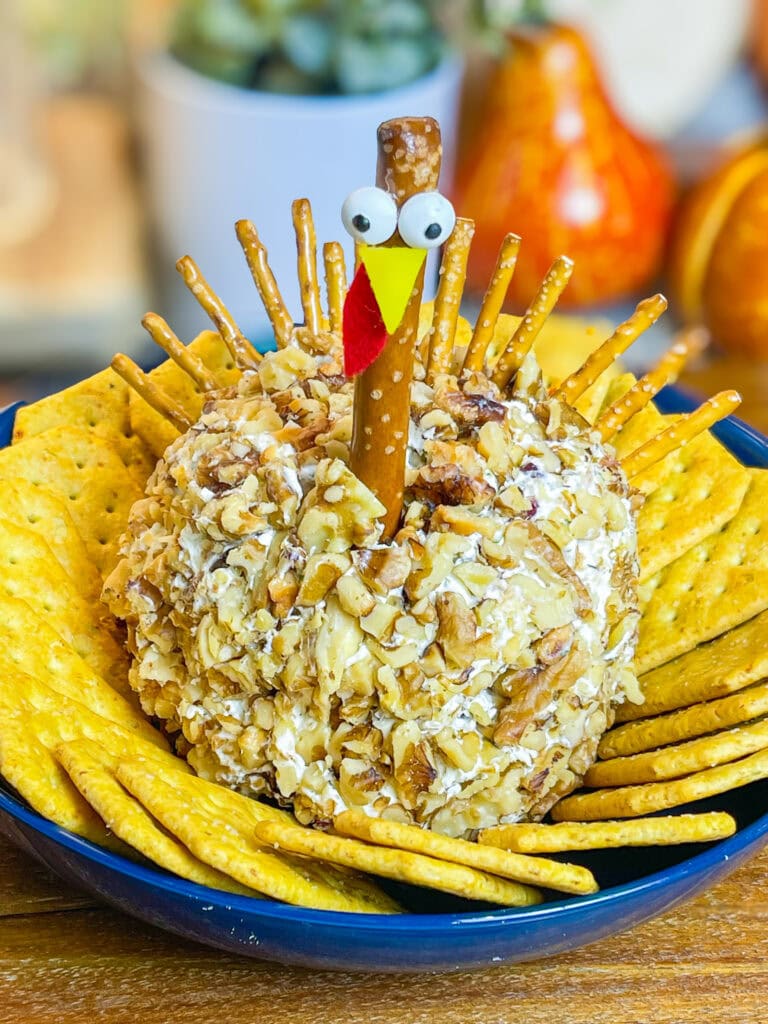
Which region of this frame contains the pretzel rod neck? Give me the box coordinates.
[349,116,442,539]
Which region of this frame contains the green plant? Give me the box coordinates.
[171,0,448,94]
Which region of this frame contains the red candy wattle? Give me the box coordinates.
[342,264,387,377]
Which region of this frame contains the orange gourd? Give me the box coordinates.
[455,23,675,308]
[667,133,768,359]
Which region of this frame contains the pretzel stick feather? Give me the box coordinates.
[111,354,191,434]
[176,255,261,370]
[236,219,294,348]
[462,233,521,374]
[621,390,742,479]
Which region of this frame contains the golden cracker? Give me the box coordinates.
[130,331,241,458]
[56,740,247,893]
[12,368,156,488]
[602,680,768,758]
[0,670,174,771]
[552,746,768,821]
[585,718,768,787]
[254,819,543,907]
[612,402,749,580]
[0,596,164,745]
[637,470,768,674]
[618,609,768,723]
[0,518,128,686]
[478,813,736,853]
[117,762,400,913]
[0,714,117,847]
[115,761,398,912]
[0,481,102,601]
[0,425,142,576]
[334,810,595,896]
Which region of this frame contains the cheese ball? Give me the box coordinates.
[105,337,640,836]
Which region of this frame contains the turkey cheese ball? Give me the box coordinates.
[105,335,640,837]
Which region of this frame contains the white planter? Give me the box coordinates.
[135,50,464,346]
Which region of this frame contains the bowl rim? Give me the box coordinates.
[3,385,768,935]
[4,771,768,932]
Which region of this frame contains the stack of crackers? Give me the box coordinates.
[0,327,765,912]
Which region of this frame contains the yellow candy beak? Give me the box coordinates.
[359,245,427,335]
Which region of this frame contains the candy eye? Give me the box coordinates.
[397,191,456,249]
[341,186,398,244]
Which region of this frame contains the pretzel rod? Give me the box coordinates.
[621,390,742,479]
[292,198,323,335]
[176,255,261,370]
[235,219,294,348]
[461,233,521,374]
[491,256,574,390]
[426,217,475,381]
[111,354,191,434]
[141,313,219,392]
[596,327,709,440]
[349,117,442,538]
[552,294,667,404]
[323,241,347,334]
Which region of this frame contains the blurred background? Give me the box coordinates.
[2,0,768,407]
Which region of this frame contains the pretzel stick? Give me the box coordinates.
[596,327,709,440]
[323,241,347,334]
[141,313,219,392]
[176,255,261,370]
[292,198,323,334]
[552,294,667,404]
[235,219,293,348]
[111,354,191,434]
[491,256,574,390]
[426,217,475,381]
[461,233,521,374]
[621,390,742,479]
[350,116,442,538]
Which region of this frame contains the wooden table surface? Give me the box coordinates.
[2,355,768,1023]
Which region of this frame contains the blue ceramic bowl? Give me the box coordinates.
[2,387,768,973]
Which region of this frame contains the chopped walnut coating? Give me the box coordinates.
[106,340,639,837]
